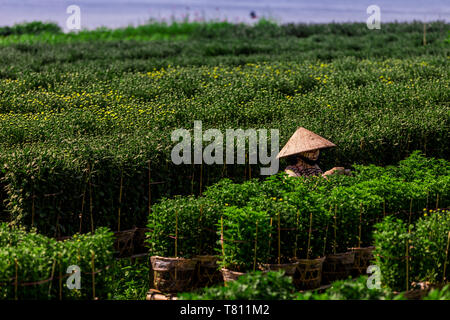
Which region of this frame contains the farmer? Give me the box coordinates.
[277,127,349,178]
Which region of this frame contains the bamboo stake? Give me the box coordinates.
[323,222,329,258]
[333,204,337,255]
[48,258,57,299]
[118,170,124,232]
[423,23,427,46]
[91,251,96,300]
[244,154,247,181]
[277,211,281,264]
[58,253,62,300]
[358,203,363,248]
[436,193,439,210]
[175,210,178,258]
[294,211,299,259]
[199,163,203,196]
[222,162,226,178]
[191,163,195,195]
[253,220,258,271]
[406,235,410,291]
[307,211,313,259]
[79,180,86,234]
[268,218,273,258]
[220,216,225,257]
[148,160,152,216]
[443,231,450,283]
[197,205,204,254]
[31,189,35,227]
[88,163,94,234]
[14,258,18,301]
[409,198,413,226]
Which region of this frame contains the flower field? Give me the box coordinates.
[0,20,449,300]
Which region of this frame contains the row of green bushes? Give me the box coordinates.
[147,152,449,273]
[0,224,115,300]
[0,22,61,37]
[374,208,450,291]
[1,20,447,44]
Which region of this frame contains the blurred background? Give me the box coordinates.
[0,0,449,32]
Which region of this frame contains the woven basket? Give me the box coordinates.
[322,252,355,285]
[113,229,136,257]
[150,256,197,293]
[193,255,222,288]
[259,261,299,277]
[348,246,375,277]
[221,268,245,285]
[294,257,325,290]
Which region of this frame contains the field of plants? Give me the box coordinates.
[0,20,449,300]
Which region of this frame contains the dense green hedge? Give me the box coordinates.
[0,224,115,300]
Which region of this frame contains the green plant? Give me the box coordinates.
[0,224,114,300]
[410,209,450,284]
[147,196,221,258]
[373,216,410,291]
[180,271,297,300]
[108,257,150,300]
[374,209,450,291]
[218,206,272,272]
[295,276,400,300]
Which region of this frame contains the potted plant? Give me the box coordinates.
[146,196,205,293]
[248,196,300,277]
[284,190,330,289]
[217,206,271,284]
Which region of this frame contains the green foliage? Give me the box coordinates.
[423,285,450,300]
[0,224,114,300]
[296,276,399,300]
[0,20,448,238]
[410,209,450,284]
[108,258,150,300]
[323,276,395,300]
[374,209,450,291]
[373,217,410,291]
[180,271,297,300]
[146,196,221,258]
[0,22,61,37]
[218,207,272,272]
[181,273,399,300]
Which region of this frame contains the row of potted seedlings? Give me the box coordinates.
[146,192,377,293]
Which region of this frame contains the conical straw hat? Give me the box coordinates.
[277,127,336,159]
